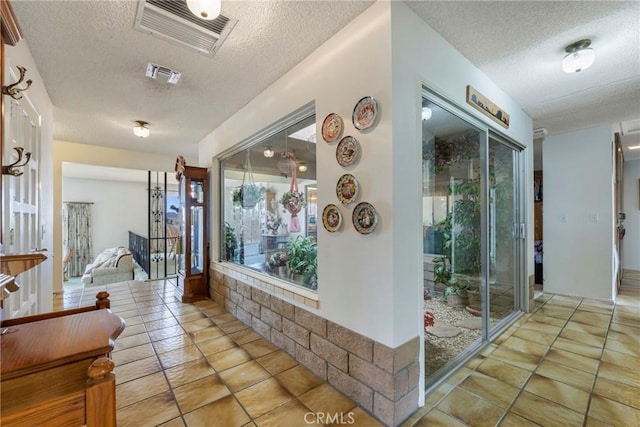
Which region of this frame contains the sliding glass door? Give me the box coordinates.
[487,134,522,330]
[422,91,524,388]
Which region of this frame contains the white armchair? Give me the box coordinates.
[81,247,134,286]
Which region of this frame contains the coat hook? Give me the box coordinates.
[2,66,33,100]
[2,147,32,176]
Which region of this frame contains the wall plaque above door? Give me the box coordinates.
[466,85,510,129]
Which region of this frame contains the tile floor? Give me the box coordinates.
[55,279,382,427]
[404,270,640,427]
[55,272,639,426]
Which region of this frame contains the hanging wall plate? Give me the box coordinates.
[322,204,342,232]
[336,174,359,205]
[322,113,343,143]
[352,96,378,131]
[336,136,360,167]
[352,202,378,234]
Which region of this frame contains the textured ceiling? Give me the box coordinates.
[10,0,640,162]
[406,0,640,160]
[11,0,375,159]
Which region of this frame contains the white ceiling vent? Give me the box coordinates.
[620,118,640,136]
[146,62,182,84]
[533,128,548,139]
[134,0,237,56]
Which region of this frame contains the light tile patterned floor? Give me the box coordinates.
[404,271,640,427]
[55,272,639,426]
[54,280,382,427]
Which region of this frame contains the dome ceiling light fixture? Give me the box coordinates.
[186,0,221,20]
[133,120,150,138]
[421,107,432,121]
[562,39,595,73]
[263,146,274,158]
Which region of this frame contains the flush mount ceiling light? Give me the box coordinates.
[421,107,432,121]
[562,39,595,73]
[263,146,274,158]
[298,161,308,172]
[186,0,221,20]
[133,120,150,138]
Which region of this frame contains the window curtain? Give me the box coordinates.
[63,202,94,277]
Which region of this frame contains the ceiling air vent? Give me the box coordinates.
[146,62,182,84]
[533,128,548,139]
[134,0,237,56]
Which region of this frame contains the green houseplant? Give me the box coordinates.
[223,222,237,261]
[284,235,317,289]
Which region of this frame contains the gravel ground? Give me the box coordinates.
[424,297,482,377]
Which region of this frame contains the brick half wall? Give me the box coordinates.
[210,265,420,426]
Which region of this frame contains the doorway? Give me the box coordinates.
[421,91,525,388]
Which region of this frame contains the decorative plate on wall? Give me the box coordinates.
[322,113,343,143]
[336,136,360,167]
[336,174,359,205]
[352,202,378,234]
[322,204,342,232]
[352,96,378,131]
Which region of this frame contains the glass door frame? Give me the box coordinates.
[422,87,527,390]
[485,131,527,342]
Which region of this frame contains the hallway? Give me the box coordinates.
[55,272,639,426]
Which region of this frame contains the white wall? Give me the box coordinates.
[4,40,54,311]
[543,125,615,300]
[390,3,533,400]
[53,141,177,292]
[201,0,533,351]
[201,1,396,345]
[62,177,147,257]
[622,159,640,270]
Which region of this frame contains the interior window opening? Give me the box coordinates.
[221,114,318,291]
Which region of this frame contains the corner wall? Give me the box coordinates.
[199,2,533,424]
[543,125,615,300]
[388,1,534,399]
[200,1,397,348]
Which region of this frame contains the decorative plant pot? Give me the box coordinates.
[447,294,467,308]
[467,291,481,310]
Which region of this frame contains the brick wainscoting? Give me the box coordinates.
[210,265,420,426]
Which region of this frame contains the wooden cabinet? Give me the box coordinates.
[534,201,543,241]
[1,295,124,427]
[175,161,208,303]
[534,171,543,241]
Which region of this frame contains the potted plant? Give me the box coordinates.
[303,256,317,290]
[233,184,264,209]
[433,255,452,289]
[280,190,305,232]
[443,276,468,307]
[223,222,237,261]
[268,251,288,276]
[284,235,317,288]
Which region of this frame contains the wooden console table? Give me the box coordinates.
[1,306,125,426]
[0,253,48,319]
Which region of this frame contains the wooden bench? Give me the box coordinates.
[1,292,125,427]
